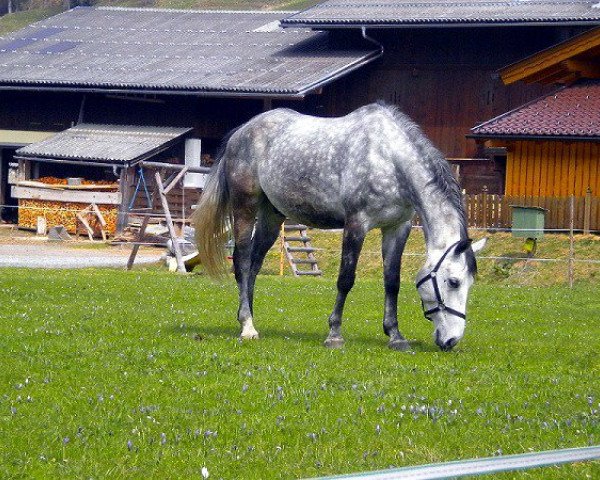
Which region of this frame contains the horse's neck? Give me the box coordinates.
[414,189,465,254]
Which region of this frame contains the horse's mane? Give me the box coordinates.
[377,102,477,274]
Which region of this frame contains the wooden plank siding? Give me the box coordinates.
[506,141,600,197]
[413,192,599,231]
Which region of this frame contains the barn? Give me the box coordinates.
[0,2,599,235]
[0,6,377,232]
[281,0,600,193]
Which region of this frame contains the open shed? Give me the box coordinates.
[12,123,193,235]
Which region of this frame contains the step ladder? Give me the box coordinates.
[282,222,322,277]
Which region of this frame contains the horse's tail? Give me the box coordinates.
[192,149,231,279]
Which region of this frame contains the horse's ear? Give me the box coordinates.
[454,238,473,256]
[471,238,487,254]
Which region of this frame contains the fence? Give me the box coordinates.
[461,187,599,232]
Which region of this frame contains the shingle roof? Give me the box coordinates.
[16,124,192,164]
[470,80,600,140]
[282,0,600,28]
[0,7,378,97]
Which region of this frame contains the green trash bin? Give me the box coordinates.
[510,205,547,239]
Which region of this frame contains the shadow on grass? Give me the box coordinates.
[170,323,439,352]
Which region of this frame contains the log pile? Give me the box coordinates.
[19,199,118,236]
[37,176,117,186]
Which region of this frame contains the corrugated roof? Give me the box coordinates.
[282,0,600,28]
[470,80,600,140]
[0,7,378,97]
[16,124,192,164]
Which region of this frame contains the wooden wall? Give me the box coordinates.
[505,141,600,197]
[321,26,581,159]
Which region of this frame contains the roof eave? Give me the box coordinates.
[280,20,600,30]
[0,84,308,100]
[467,133,600,142]
[0,48,382,99]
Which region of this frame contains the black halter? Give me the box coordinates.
[416,240,467,322]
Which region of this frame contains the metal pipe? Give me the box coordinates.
[361,26,384,56]
[139,161,211,174]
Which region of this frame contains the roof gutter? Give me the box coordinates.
[295,47,382,96]
[281,20,600,30]
[0,85,308,100]
[467,133,600,143]
[361,26,384,56]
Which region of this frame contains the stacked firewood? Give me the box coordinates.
[37,176,117,186]
[19,199,118,236]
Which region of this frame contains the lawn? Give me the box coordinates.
[0,268,598,478]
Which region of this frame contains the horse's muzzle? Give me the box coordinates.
[435,331,459,351]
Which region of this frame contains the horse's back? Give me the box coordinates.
[226,104,417,229]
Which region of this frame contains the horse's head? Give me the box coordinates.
[416,238,487,351]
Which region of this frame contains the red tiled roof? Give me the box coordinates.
[470,80,600,140]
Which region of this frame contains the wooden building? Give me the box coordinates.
[0,2,599,236]
[12,124,194,235]
[281,0,600,193]
[470,28,600,198]
[0,7,377,231]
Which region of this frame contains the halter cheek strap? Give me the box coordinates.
[416,240,467,322]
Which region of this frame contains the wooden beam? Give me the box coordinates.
[11,185,121,204]
[520,62,568,84]
[501,27,600,85]
[117,166,135,234]
[163,167,188,194]
[565,59,600,79]
[155,171,186,273]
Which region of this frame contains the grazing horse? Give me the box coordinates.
[192,103,486,351]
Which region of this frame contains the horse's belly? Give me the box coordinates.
[262,182,345,229]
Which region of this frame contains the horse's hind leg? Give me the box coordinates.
[325,219,367,348]
[232,201,260,339]
[233,199,284,339]
[381,222,412,351]
[246,202,285,317]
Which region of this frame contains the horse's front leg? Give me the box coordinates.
[325,219,367,348]
[381,222,412,351]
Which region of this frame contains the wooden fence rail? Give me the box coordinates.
[462,187,598,232]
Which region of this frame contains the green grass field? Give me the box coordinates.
[1,268,598,478]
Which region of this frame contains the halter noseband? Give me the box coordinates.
[416,240,467,322]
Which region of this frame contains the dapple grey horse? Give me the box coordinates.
[192,103,486,351]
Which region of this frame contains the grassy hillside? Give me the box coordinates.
[0,7,62,35]
[0,0,319,36]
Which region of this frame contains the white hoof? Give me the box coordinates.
[240,329,260,340]
[324,336,345,349]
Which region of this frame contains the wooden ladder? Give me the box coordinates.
[282,222,322,277]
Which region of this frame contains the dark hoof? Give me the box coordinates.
[388,339,411,351]
[324,337,345,349]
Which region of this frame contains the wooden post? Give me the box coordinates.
[568,195,575,288]
[117,166,135,234]
[126,183,158,271]
[482,185,488,230]
[279,223,285,276]
[155,171,186,273]
[583,187,592,235]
